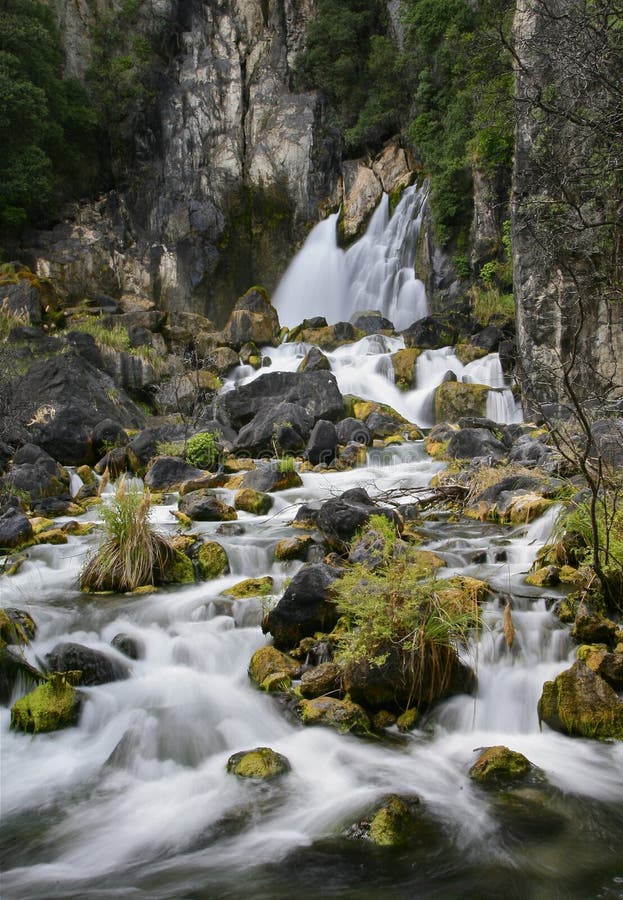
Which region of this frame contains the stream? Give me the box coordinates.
[1,187,622,899]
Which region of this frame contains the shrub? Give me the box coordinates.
[81,477,175,592]
[186,431,220,470]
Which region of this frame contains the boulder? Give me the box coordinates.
[365,411,406,439]
[353,312,395,335]
[178,491,237,522]
[144,456,206,491]
[11,678,81,733]
[297,696,370,734]
[445,427,506,461]
[0,607,37,644]
[572,604,620,648]
[274,535,314,561]
[470,325,506,352]
[214,370,344,431]
[240,464,302,493]
[223,576,273,599]
[90,419,129,459]
[2,443,71,507]
[538,660,623,740]
[158,549,195,585]
[316,488,401,548]
[402,316,455,349]
[391,348,419,390]
[297,346,331,373]
[110,633,143,660]
[336,418,372,446]
[226,746,290,779]
[352,795,422,847]
[45,642,129,686]
[196,541,230,579]
[219,288,280,351]
[305,419,338,465]
[234,401,313,456]
[0,507,33,548]
[126,424,189,474]
[263,563,341,650]
[248,645,299,687]
[234,488,274,515]
[434,382,489,424]
[469,745,536,784]
[576,645,623,690]
[299,662,342,699]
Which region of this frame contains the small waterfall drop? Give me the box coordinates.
[274,183,429,330]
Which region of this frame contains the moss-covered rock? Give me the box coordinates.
[454,343,488,365]
[0,607,36,645]
[234,488,274,516]
[248,645,299,686]
[32,528,68,546]
[260,672,292,692]
[396,707,419,732]
[433,382,489,424]
[469,745,535,783]
[368,795,421,847]
[576,644,623,690]
[391,348,420,391]
[274,535,314,561]
[197,541,229,580]
[10,677,81,733]
[223,576,274,599]
[299,662,342,699]
[572,604,620,648]
[298,696,370,734]
[226,746,290,779]
[525,565,560,587]
[158,549,195,585]
[538,661,623,740]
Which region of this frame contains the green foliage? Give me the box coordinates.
[69,317,132,352]
[186,431,220,470]
[470,287,515,326]
[0,0,98,237]
[81,477,175,592]
[277,455,296,474]
[334,518,481,704]
[402,0,515,245]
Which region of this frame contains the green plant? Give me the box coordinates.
[277,455,296,475]
[155,440,186,458]
[186,431,220,470]
[80,477,175,592]
[453,255,472,279]
[470,286,515,326]
[69,317,131,352]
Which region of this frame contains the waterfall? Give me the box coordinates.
[273,183,429,330]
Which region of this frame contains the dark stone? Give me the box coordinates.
[240,463,303,493]
[336,418,372,446]
[297,346,331,373]
[91,419,129,459]
[95,446,129,478]
[590,419,623,468]
[66,331,106,369]
[214,371,344,431]
[178,490,237,521]
[111,633,143,660]
[306,420,338,465]
[445,428,507,461]
[402,316,455,350]
[353,313,394,334]
[572,604,620,647]
[292,502,322,529]
[220,289,280,350]
[1,443,70,507]
[508,435,553,468]
[316,488,401,548]
[476,475,544,505]
[333,321,358,342]
[2,279,42,323]
[234,401,313,456]
[300,317,327,329]
[470,326,505,352]
[365,411,404,439]
[45,642,130,686]
[127,425,189,472]
[145,456,206,490]
[263,562,342,650]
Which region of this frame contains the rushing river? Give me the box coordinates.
[1,186,622,899]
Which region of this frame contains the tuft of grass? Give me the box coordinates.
[81,477,176,592]
[470,286,515,326]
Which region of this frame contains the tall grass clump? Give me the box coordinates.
[81,477,175,592]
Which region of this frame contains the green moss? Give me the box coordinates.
[234,489,274,516]
[223,576,274,599]
[274,535,313,561]
[260,672,292,692]
[391,348,420,391]
[249,646,299,686]
[368,795,418,847]
[433,382,489,424]
[396,707,419,732]
[197,541,229,580]
[11,678,81,733]
[298,696,370,734]
[158,549,195,585]
[469,745,534,783]
[226,746,290,779]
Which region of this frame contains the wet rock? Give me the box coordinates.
[0,607,36,644]
[292,502,322,530]
[158,549,196,585]
[240,464,302,493]
[433,382,490,424]
[576,644,623,691]
[111,633,143,661]
[391,348,419,390]
[0,507,33,548]
[353,312,395,335]
[365,411,405,439]
[469,745,536,784]
[95,446,129,478]
[219,289,281,351]
[299,662,342,699]
[145,456,206,491]
[396,708,419,732]
[538,660,623,740]
[226,746,290,779]
[402,316,455,350]
[215,371,344,431]
[234,401,313,456]
[234,488,274,516]
[298,695,370,734]
[274,535,314,562]
[11,678,81,733]
[178,491,237,522]
[90,419,129,459]
[316,488,402,549]
[263,562,341,650]
[305,419,338,465]
[445,427,506,461]
[572,604,620,648]
[248,646,299,687]
[336,418,372,446]
[355,795,422,847]
[297,346,331,373]
[470,325,506,352]
[2,443,71,508]
[126,424,189,474]
[45,642,130,686]
[525,565,560,587]
[223,576,274,599]
[197,541,230,579]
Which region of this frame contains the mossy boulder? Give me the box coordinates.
[367,795,421,847]
[178,491,237,522]
[240,466,303,493]
[396,707,419,732]
[11,678,81,733]
[538,661,623,740]
[391,348,420,391]
[226,746,290,779]
[0,507,33,549]
[298,696,370,734]
[526,565,560,587]
[576,645,623,690]
[299,662,342,699]
[158,548,195,585]
[234,488,274,516]
[197,541,229,579]
[572,604,621,648]
[433,382,489,424]
[223,576,274,599]
[0,607,36,645]
[260,672,292,692]
[274,535,314,561]
[248,645,299,686]
[469,745,535,784]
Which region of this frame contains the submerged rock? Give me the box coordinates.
[223,576,274,599]
[178,491,237,522]
[469,745,536,784]
[226,746,290,779]
[240,464,303,493]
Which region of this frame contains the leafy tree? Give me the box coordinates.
[0,0,97,237]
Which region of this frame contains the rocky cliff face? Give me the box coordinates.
[32,0,418,327]
[512,0,623,416]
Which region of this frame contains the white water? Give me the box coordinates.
[2,451,622,899]
[274,184,429,330]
